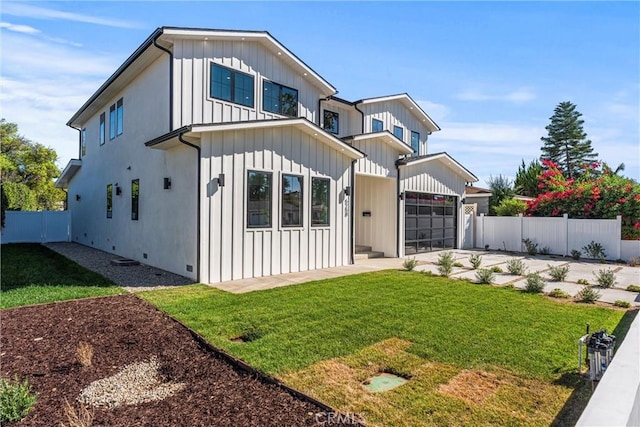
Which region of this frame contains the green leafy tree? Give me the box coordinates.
[0,119,65,213]
[488,174,515,215]
[494,198,527,216]
[514,159,543,197]
[540,101,597,179]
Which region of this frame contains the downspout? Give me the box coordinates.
[396,162,402,258]
[353,101,365,134]
[178,133,201,282]
[350,158,357,265]
[153,34,174,131]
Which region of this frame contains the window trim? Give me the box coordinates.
[262,79,299,117]
[281,173,304,228]
[246,170,273,229]
[311,176,330,227]
[131,179,139,221]
[372,118,383,133]
[393,125,404,141]
[411,130,420,156]
[323,110,339,135]
[106,184,113,218]
[209,62,255,108]
[99,113,106,146]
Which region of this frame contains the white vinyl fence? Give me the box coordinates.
[475,214,634,261]
[1,210,71,244]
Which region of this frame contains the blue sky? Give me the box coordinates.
[1,1,638,187]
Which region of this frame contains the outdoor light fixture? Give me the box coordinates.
[217,173,225,187]
[116,185,122,196]
[399,192,404,200]
[76,194,81,201]
[164,177,171,190]
[344,186,351,196]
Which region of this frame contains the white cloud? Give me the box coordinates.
[415,100,451,124]
[0,21,40,34]
[2,3,143,29]
[456,87,537,103]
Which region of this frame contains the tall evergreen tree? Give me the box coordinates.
[540,101,597,179]
[514,159,543,197]
[488,174,515,215]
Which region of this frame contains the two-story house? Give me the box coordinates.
[56,27,477,284]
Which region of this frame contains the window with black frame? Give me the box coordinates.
[372,118,383,133]
[263,80,298,116]
[247,171,272,227]
[131,179,139,220]
[411,131,420,156]
[106,184,112,218]
[311,177,330,226]
[282,174,303,227]
[210,63,254,107]
[323,110,339,134]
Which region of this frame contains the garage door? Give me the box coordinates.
[404,192,457,254]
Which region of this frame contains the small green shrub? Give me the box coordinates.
[539,246,551,255]
[506,258,527,275]
[577,279,591,286]
[548,288,570,299]
[437,252,455,277]
[403,257,418,271]
[522,238,538,255]
[475,269,496,284]
[548,265,569,281]
[468,253,482,270]
[490,266,503,273]
[453,262,464,268]
[626,285,640,292]
[524,272,546,293]
[570,249,581,260]
[582,241,606,260]
[575,286,601,304]
[0,376,38,423]
[614,300,631,308]
[594,268,617,288]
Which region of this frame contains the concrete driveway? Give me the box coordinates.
[411,249,640,306]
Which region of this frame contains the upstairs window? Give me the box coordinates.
[131,179,139,221]
[106,184,113,218]
[282,174,303,227]
[81,128,86,157]
[116,99,123,136]
[109,104,116,140]
[411,131,420,156]
[247,171,272,228]
[393,125,404,141]
[323,110,339,134]
[311,177,330,226]
[99,113,105,145]
[263,80,298,116]
[372,118,383,133]
[210,63,254,108]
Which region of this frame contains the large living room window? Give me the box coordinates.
[210,63,254,108]
[263,80,298,116]
[247,171,272,228]
[282,174,303,227]
[311,177,330,226]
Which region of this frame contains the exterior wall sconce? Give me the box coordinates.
[76,194,81,201]
[115,185,122,195]
[217,173,225,187]
[398,192,404,200]
[164,177,171,190]
[344,186,351,196]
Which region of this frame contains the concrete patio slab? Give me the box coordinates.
[519,257,569,273]
[614,266,640,287]
[454,269,518,285]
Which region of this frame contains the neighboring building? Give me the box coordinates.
[464,185,492,215]
[56,27,477,284]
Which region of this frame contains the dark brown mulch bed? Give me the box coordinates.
[1,295,352,426]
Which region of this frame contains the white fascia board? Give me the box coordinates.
[464,193,492,198]
[189,119,364,160]
[160,28,336,96]
[400,153,478,182]
[55,159,82,188]
[358,93,440,132]
[346,131,414,155]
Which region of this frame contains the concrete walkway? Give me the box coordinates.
[410,249,640,307]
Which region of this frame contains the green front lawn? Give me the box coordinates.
[1,243,122,309]
[141,271,631,425]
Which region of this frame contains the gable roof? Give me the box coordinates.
[397,152,478,182]
[356,93,441,133]
[68,27,337,128]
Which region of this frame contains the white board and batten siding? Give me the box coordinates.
[359,101,431,156]
[171,38,326,128]
[319,100,362,138]
[355,175,397,257]
[351,138,400,178]
[199,126,353,283]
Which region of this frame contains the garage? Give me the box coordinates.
[404,192,457,254]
